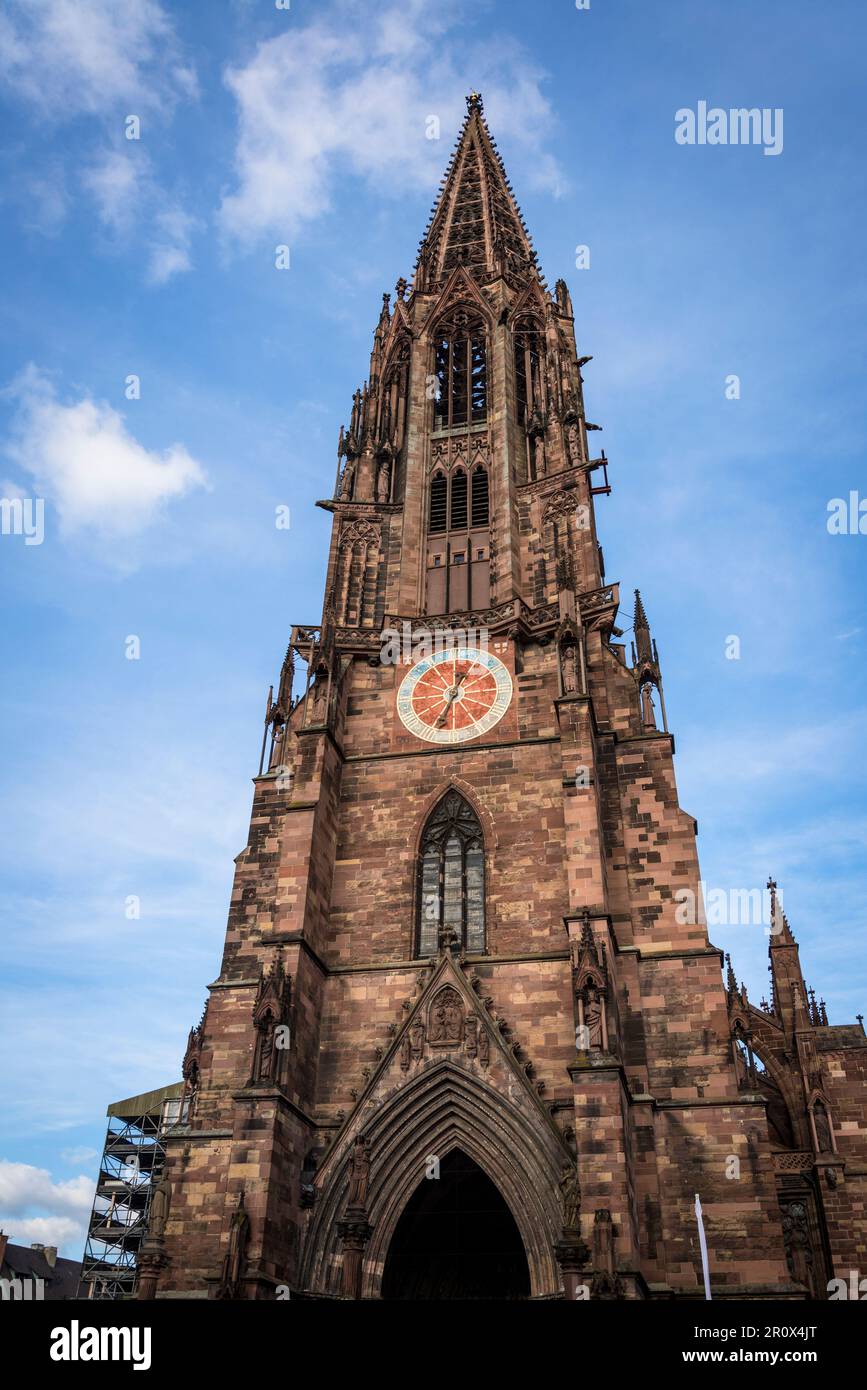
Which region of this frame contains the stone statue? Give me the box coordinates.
[311,674,328,723]
[375,458,391,504]
[813,1102,832,1153]
[640,683,656,728]
[346,1135,371,1209]
[561,643,578,694]
[533,432,546,479]
[585,987,604,1050]
[559,1162,581,1231]
[258,1018,275,1081]
[148,1175,171,1240]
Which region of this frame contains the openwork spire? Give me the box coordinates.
[414,92,541,290]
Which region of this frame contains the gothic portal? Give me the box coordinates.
[140,95,867,1302]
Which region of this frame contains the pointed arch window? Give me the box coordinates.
[381,338,411,455]
[513,316,544,427]
[417,792,486,957]
[434,309,487,429]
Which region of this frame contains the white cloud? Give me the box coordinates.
[148,206,200,285]
[81,152,198,282]
[3,366,208,537]
[1,1215,88,1255]
[60,1147,99,1166]
[0,1161,93,1220]
[0,0,195,119]
[220,0,561,244]
[0,1161,94,1256]
[21,167,70,236]
[82,150,146,234]
[1,2,198,277]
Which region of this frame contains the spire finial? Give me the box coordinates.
[634,589,649,631]
[466,91,483,114]
[633,589,654,670]
[725,953,738,997]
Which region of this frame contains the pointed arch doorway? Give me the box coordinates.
[381,1149,531,1300]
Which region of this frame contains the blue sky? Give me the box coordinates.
[0,0,865,1256]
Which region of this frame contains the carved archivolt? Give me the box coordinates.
[300,1061,567,1298]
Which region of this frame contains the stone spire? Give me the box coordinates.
[767,877,810,1041]
[632,590,668,732]
[414,91,541,291]
[633,590,653,668]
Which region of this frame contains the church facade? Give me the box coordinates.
[141,96,867,1301]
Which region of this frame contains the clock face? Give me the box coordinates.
[396,646,512,745]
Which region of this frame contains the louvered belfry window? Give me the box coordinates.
[429,472,448,533]
[450,468,468,530]
[417,792,486,957]
[471,465,489,527]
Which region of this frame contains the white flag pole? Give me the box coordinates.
[694,1192,712,1300]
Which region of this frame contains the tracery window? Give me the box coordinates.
[433,309,487,429]
[417,792,485,957]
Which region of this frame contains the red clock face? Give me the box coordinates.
[396,647,513,744]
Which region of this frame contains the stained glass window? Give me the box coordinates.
[416,792,486,956]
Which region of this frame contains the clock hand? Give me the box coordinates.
[434,669,468,727]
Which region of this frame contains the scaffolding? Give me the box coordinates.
[78,1082,187,1300]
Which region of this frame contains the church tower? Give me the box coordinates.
[141,95,867,1301]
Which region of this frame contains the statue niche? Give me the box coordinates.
[559,639,579,695]
[812,1100,834,1154]
[572,915,612,1054]
[250,954,292,1087]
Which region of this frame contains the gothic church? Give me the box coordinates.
[140,95,867,1301]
